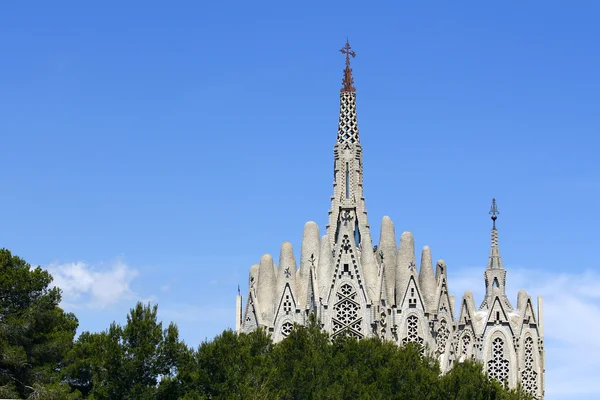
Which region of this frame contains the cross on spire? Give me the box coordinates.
[489,198,499,230]
[339,40,356,92]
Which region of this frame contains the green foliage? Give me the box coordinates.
[63,302,191,400]
[0,248,534,399]
[0,248,79,399]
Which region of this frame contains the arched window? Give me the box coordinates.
[487,336,510,385]
[521,337,539,398]
[402,315,424,352]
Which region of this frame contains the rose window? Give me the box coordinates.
[487,337,510,385]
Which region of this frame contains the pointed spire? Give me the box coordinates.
[339,39,356,93]
[418,246,436,313]
[487,198,504,270]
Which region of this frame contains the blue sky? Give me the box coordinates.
[1,2,599,399]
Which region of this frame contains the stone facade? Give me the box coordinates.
[235,43,545,399]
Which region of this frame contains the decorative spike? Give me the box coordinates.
[418,246,436,313]
[297,221,320,310]
[318,235,333,299]
[379,216,397,305]
[257,254,277,324]
[396,231,417,305]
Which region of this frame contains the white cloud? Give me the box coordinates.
[48,260,139,310]
[449,266,600,400]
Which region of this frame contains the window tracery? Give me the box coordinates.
[402,315,424,352]
[281,321,293,337]
[435,320,450,354]
[487,336,510,385]
[332,283,362,338]
[521,337,538,398]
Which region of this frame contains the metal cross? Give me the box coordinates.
[339,40,356,66]
[489,198,500,229]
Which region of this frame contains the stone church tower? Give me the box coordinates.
[236,41,545,398]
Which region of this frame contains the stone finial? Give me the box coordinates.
[379,216,397,304]
[257,254,277,324]
[318,235,333,299]
[297,221,320,310]
[396,231,417,302]
[276,242,297,299]
[418,246,436,313]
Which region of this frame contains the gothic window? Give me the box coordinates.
[281,321,293,337]
[487,337,510,385]
[493,278,500,288]
[402,315,424,351]
[521,337,539,398]
[435,319,450,354]
[332,283,363,339]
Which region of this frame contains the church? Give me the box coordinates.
[235,41,545,399]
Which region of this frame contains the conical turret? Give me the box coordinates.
[276,242,297,300]
[418,246,437,313]
[379,216,397,304]
[318,235,333,299]
[257,254,277,324]
[297,221,320,311]
[396,231,418,306]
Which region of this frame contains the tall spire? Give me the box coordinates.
[487,198,503,270]
[327,40,369,250]
[339,40,356,93]
[481,198,511,310]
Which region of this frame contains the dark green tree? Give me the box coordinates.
[63,302,188,400]
[0,248,79,399]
